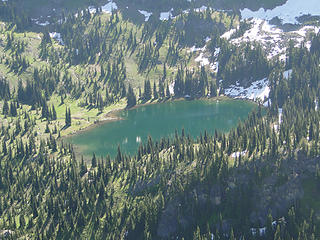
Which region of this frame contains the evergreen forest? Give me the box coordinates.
[0,0,320,239]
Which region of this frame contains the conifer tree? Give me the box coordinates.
[10,102,17,117]
[52,105,57,120]
[143,80,152,100]
[210,82,217,97]
[126,85,136,108]
[68,108,71,126]
[153,82,158,99]
[159,79,165,99]
[45,122,50,134]
[2,100,9,115]
[65,107,71,127]
[166,84,170,98]
[2,139,7,155]
[91,153,97,168]
[162,63,167,81]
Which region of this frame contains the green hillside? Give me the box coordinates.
[1,1,320,239]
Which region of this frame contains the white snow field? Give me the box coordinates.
[241,0,320,24]
[35,20,50,26]
[221,28,237,40]
[231,150,247,158]
[160,8,173,21]
[283,69,293,79]
[49,32,64,45]
[219,2,320,103]
[74,1,118,19]
[101,1,118,13]
[192,18,317,79]
[187,1,320,105]
[195,52,210,66]
[230,19,285,60]
[228,19,319,61]
[224,78,270,102]
[138,10,152,21]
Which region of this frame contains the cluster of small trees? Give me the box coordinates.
[217,41,271,87]
[173,66,217,98]
[0,1,31,31]
[65,107,71,127]
[2,100,18,116]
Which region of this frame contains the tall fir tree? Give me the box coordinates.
[126,85,136,108]
[143,80,152,100]
[2,100,9,115]
[65,107,71,127]
[153,82,158,99]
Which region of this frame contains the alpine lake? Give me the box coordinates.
[66,99,258,158]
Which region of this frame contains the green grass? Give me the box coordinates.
[46,95,127,137]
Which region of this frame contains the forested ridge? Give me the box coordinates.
[0,1,320,239]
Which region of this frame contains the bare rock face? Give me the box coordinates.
[157,200,180,238]
[250,175,304,225]
[157,184,222,238]
[249,154,319,225]
[156,153,320,238]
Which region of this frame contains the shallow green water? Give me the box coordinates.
[67,99,256,158]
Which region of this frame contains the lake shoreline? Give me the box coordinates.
[62,109,124,141]
[62,95,242,140]
[67,97,259,159]
[62,95,261,142]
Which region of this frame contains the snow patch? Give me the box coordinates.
[101,1,118,13]
[209,48,220,73]
[88,6,97,14]
[160,8,173,21]
[305,41,312,50]
[195,52,210,66]
[228,19,320,61]
[49,32,64,45]
[191,42,220,73]
[189,45,206,53]
[192,42,220,73]
[278,108,283,124]
[138,10,152,21]
[210,61,219,73]
[230,19,286,60]
[283,69,292,79]
[263,99,271,107]
[213,47,220,57]
[221,28,237,40]
[224,78,270,102]
[241,0,320,24]
[231,150,247,158]
[35,20,50,26]
[169,82,175,95]
[74,1,117,18]
[194,6,207,12]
